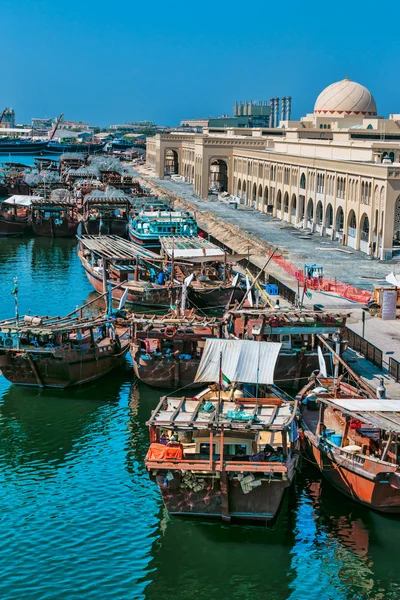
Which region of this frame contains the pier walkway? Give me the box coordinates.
[133,166,400,396]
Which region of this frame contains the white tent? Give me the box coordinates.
[2,195,41,207]
[194,339,282,385]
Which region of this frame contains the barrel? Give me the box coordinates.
[330,433,343,446]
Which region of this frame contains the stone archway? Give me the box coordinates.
[276,190,282,216]
[252,183,257,207]
[264,186,271,214]
[290,193,297,224]
[258,184,263,211]
[237,179,242,198]
[283,192,289,218]
[209,159,228,193]
[306,198,314,229]
[243,179,247,202]
[164,149,179,176]
[347,209,357,249]
[325,203,333,229]
[336,206,344,241]
[360,213,370,253]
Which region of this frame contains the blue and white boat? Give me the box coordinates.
[128,210,197,251]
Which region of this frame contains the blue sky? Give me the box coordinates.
[1,0,398,126]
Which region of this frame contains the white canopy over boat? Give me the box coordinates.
[194,339,282,385]
[2,195,40,207]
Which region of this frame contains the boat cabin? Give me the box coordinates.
[128,211,197,249]
[227,309,349,388]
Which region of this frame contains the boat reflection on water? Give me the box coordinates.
[288,467,400,600]
[144,501,297,600]
[0,371,132,470]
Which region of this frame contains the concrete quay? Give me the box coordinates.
[133,166,400,396]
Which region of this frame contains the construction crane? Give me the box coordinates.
[49,113,64,140]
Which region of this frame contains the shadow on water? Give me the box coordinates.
[0,365,133,470]
[285,464,400,600]
[143,487,297,600]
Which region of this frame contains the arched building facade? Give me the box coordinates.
[146,77,400,259]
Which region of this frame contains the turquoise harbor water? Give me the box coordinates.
[1,178,400,597]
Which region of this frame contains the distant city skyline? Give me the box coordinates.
[1,0,397,127]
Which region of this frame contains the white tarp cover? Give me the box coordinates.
[194,339,282,385]
[164,247,224,259]
[2,195,37,207]
[332,399,400,412]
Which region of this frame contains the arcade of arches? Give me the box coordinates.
[147,133,400,260]
[232,160,397,259]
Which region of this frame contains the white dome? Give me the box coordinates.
[314,77,377,116]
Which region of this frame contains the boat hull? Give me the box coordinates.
[83,218,128,237]
[44,143,105,154]
[0,342,129,389]
[0,214,31,236]
[80,254,180,308]
[188,286,244,309]
[150,471,289,522]
[132,354,201,389]
[303,428,400,513]
[32,218,79,237]
[0,141,49,154]
[128,226,161,250]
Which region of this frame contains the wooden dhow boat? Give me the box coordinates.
[160,236,246,309]
[78,234,182,308]
[298,341,400,513]
[31,196,78,237]
[226,308,349,389]
[0,312,130,389]
[145,338,300,522]
[0,195,33,236]
[80,188,131,237]
[130,311,225,389]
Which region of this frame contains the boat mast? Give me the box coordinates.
[49,113,64,141]
[217,350,223,425]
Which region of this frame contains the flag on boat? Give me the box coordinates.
[221,372,231,390]
[245,274,253,307]
[118,287,129,310]
[303,281,312,299]
[11,278,18,295]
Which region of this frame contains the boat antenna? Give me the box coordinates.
[11,276,18,326]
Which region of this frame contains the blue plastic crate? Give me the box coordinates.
[266,283,278,295]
